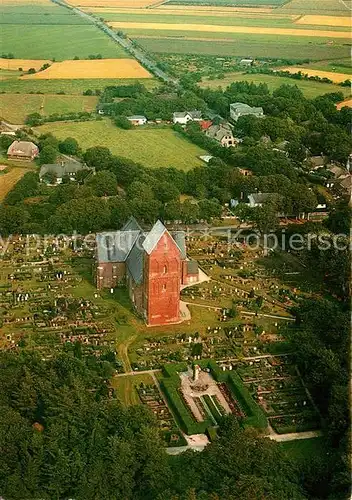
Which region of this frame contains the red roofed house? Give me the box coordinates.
[200,120,213,131]
[7,140,39,161]
[96,217,198,326]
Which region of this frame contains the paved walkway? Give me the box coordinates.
[268,430,323,442]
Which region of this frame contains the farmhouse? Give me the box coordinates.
[127,115,147,126]
[230,102,264,122]
[206,123,239,148]
[96,217,199,326]
[39,162,94,184]
[7,140,39,161]
[173,110,202,125]
[240,58,254,67]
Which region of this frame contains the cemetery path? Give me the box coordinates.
[118,334,137,373]
[268,429,323,442]
[114,369,161,378]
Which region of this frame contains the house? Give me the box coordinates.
[7,140,39,161]
[200,120,213,131]
[95,217,199,326]
[230,102,264,122]
[248,193,271,208]
[39,162,93,184]
[238,168,253,177]
[240,58,254,67]
[199,155,214,163]
[308,155,326,170]
[127,115,147,126]
[173,110,202,125]
[206,123,239,148]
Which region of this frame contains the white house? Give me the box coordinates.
[172,110,202,125]
[247,193,271,208]
[127,115,147,126]
[230,102,264,122]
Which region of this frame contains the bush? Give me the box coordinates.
[115,115,133,130]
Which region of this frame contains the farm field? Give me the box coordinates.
[279,67,351,83]
[336,97,352,109]
[0,25,129,60]
[165,0,287,5]
[0,77,157,94]
[296,15,351,27]
[108,21,350,38]
[0,58,51,71]
[136,36,350,60]
[35,120,208,170]
[199,72,351,98]
[21,59,151,80]
[0,94,98,123]
[0,167,29,202]
[280,0,352,14]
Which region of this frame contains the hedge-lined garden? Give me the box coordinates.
[160,360,267,436]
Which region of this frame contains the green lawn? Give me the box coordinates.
[112,373,155,406]
[281,437,327,462]
[200,72,351,98]
[35,119,208,170]
[0,78,157,94]
[135,36,350,61]
[0,93,98,123]
[0,25,128,60]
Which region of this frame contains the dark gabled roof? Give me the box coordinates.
[126,233,146,285]
[172,231,186,260]
[39,162,86,178]
[122,216,142,232]
[96,230,140,263]
[187,260,198,275]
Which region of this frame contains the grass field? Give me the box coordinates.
[0,77,157,94]
[112,373,155,406]
[280,0,351,14]
[0,3,89,24]
[35,119,207,170]
[0,167,29,201]
[199,72,351,98]
[21,59,151,80]
[0,25,129,60]
[281,437,327,462]
[136,36,350,60]
[68,0,161,6]
[0,94,98,123]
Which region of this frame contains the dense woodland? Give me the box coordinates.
[0,80,350,499]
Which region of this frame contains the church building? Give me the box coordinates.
[95,217,199,326]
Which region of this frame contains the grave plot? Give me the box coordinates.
[136,382,186,447]
[234,356,320,434]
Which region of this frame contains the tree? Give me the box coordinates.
[39,146,57,165]
[86,170,118,197]
[115,115,133,130]
[59,137,79,155]
[83,146,113,170]
[25,113,42,126]
[153,181,180,204]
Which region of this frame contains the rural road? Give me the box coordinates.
[51,0,178,85]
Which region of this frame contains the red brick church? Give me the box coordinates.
[95,217,199,326]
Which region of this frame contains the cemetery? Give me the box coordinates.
[0,232,320,440]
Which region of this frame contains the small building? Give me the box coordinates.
[206,123,239,148]
[240,58,254,67]
[248,193,271,208]
[200,120,213,131]
[199,155,214,164]
[308,155,326,170]
[39,162,93,184]
[230,102,264,122]
[7,140,39,161]
[238,168,253,177]
[127,115,147,126]
[173,110,202,125]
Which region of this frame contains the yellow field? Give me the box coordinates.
[280,67,351,83]
[108,21,350,38]
[0,168,28,202]
[296,15,352,26]
[336,98,352,109]
[0,58,51,71]
[21,59,151,79]
[68,0,159,7]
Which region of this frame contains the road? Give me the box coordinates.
[51,0,178,85]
